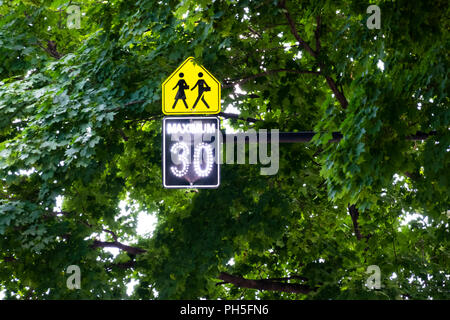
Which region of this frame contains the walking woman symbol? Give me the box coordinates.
[172,73,189,109]
[191,72,211,109]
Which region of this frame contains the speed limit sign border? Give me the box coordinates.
[162,116,221,189]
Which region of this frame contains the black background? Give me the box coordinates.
[163,117,220,188]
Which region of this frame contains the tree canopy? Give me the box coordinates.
[0,0,448,300]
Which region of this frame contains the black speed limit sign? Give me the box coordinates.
[162,117,220,188]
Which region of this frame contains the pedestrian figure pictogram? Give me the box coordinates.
[191,72,211,109]
[172,73,189,109]
[162,57,221,115]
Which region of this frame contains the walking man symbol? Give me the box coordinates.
[191,72,211,109]
[172,73,189,109]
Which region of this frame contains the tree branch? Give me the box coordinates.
[37,40,62,59]
[279,0,317,58]
[248,25,262,38]
[125,114,163,124]
[91,240,146,255]
[324,75,348,109]
[278,2,349,109]
[348,205,363,241]
[218,112,260,123]
[217,272,312,294]
[3,256,17,262]
[315,15,321,53]
[348,205,373,247]
[223,69,320,88]
[102,228,119,242]
[124,100,146,106]
[405,130,437,140]
[107,261,137,270]
[261,275,309,282]
[117,129,129,142]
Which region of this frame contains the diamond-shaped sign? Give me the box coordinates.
[162,57,221,115]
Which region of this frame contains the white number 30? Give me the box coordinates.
[170,142,214,178]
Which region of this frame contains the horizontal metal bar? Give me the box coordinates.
[221,131,437,143]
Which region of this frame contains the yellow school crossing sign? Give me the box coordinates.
[162,57,221,115]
